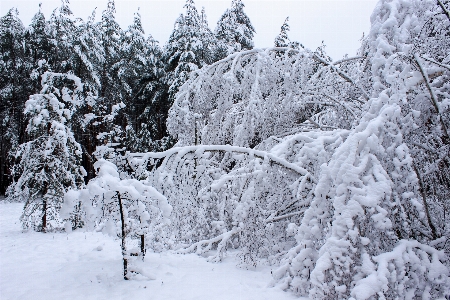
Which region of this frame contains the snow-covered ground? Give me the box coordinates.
[0,201,299,300]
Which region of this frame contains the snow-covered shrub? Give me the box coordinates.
[7,72,85,232]
[62,159,172,279]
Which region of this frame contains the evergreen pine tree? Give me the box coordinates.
[274,17,300,49]
[134,35,171,152]
[70,9,104,181]
[198,7,216,65]
[274,17,290,48]
[24,4,54,94]
[48,0,76,73]
[214,0,255,60]
[0,8,27,194]
[163,0,210,105]
[7,72,85,232]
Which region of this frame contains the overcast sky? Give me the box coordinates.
[1,0,378,60]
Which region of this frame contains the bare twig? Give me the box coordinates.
[332,56,364,65]
[265,211,304,223]
[414,54,449,140]
[420,55,450,71]
[412,162,437,240]
[437,0,450,21]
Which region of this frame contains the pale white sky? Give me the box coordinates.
[0,0,378,60]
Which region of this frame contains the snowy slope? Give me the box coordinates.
[0,202,300,300]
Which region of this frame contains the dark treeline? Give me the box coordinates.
[0,0,256,194]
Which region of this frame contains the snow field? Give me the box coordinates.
[0,202,300,300]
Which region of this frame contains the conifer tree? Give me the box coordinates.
[48,0,76,73]
[7,72,85,232]
[215,0,255,60]
[198,7,216,65]
[274,17,300,49]
[95,0,125,152]
[24,4,54,94]
[134,35,171,152]
[0,8,27,194]
[163,0,211,105]
[118,9,149,149]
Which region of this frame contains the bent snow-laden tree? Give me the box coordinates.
[168,47,367,148]
[7,72,85,232]
[127,4,449,297]
[272,0,450,299]
[120,46,369,266]
[62,159,172,280]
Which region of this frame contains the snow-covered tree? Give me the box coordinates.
[0,8,26,194]
[126,47,366,267]
[272,0,450,298]
[118,10,170,153]
[168,47,365,147]
[48,0,76,73]
[62,159,172,279]
[7,72,85,232]
[214,0,255,59]
[24,4,54,94]
[274,17,300,49]
[198,7,216,65]
[163,0,214,105]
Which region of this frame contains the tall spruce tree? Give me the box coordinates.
[48,0,76,73]
[24,4,54,94]
[7,72,85,232]
[163,0,211,105]
[214,0,255,60]
[95,0,125,150]
[134,35,171,152]
[70,9,104,181]
[274,17,300,49]
[0,8,27,194]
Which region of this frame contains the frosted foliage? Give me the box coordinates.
[168,47,365,148]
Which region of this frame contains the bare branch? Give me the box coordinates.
[130,145,315,181]
[414,54,449,140]
[313,54,369,101]
[265,211,304,223]
[437,0,450,21]
[420,55,450,71]
[332,56,365,65]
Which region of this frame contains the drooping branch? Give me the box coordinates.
[313,53,369,102]
[332,56,365,65]
[177,227,241,262]
[265,211,304,223]
[130,145,315,181]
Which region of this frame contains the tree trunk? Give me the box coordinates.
[117,192,128,280]
[42,199,47,233]
[140,234,145,260]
